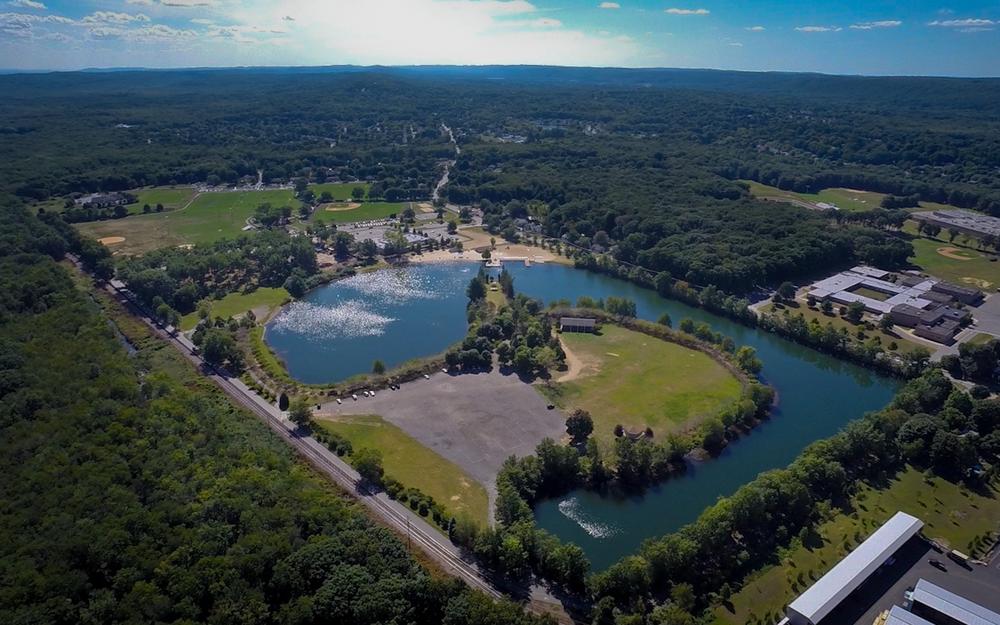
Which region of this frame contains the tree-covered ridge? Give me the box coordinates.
[0,206,547,625]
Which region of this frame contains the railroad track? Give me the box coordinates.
[69,256,502,599]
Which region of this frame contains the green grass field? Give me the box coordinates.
[742,180,888,212]
[35,185,198,217]
[76,189,301,254]
[712,468,1000,625]
[313,201,406,224]
[179,287,289,331]
[316,415,489,525]
[310,182,371,201]
[129,187,198,212]
[552,325,742,442]
[908,236,1000,290]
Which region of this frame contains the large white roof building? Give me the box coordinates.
[786,511,924,625]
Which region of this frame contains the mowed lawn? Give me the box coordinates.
[554,325,742,441]
[128,186,198,213]
[742,180,887,212]
[179,287,289,331]
[908,235,1000,290]
[77,189,300,254]
[712,468,1000,625]
[314,201,406,224]
[310,182,371,201]
[316,415,489,525]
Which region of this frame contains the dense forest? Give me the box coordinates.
[3,67,998,291]
[0,204,548,625]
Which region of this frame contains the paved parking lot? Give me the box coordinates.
[318,369,567,516]
[818,536,1000,625]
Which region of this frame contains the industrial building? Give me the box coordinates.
[885,605,935,625]
[909,579,1000,625]
[912,209,1000,240]
[806,266,983,345]
[784,511,924,625]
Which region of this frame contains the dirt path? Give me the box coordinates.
[557,337,586,382]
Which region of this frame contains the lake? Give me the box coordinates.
[266,260,900,570]
[265,263,474,384]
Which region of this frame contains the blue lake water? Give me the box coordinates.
[265,264,474,384]
[266,261,900,570]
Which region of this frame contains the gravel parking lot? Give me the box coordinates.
[318,369,568,516]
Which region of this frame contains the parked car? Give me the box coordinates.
[929,558,947,571]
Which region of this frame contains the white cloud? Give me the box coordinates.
[665,8,709,15]
[728,41,742,47]
[190,17,213,25]
[927,18,998,32]
[509,17,561,28]
[82,12,151,24]
[159,0,218,7]
[598,2,620,8]
[795,25,842,32]
[211,0,641,66]
[8,0,46,9]
[745,25,765,31]
[850,20,901,30]
[125,0,154,5]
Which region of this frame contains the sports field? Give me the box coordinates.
[712,468,1000,625]
[908,236,1000,290]
[179,287,289,331]
[551,325,742,441]
[316,414,489,525]
[76,189,300,254]
[310,182,371,201]
[314,201,405,224]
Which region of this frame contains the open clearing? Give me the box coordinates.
[545,325,742,442]
[712,468,1000,625]
[908,236,1000,289]
[179,287,288,331]
[742,180,888,212]
[318,369,567,510]
[316,414,489,525]
[76,189,300,254]
[310,182,371,201]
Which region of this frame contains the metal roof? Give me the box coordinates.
[886,606,935,625]
[787,512,924,624]
[560,317,596,326]
[912,579,1000,625]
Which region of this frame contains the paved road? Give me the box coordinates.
[69,255,502,600]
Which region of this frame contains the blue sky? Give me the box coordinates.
[0,0,998,75]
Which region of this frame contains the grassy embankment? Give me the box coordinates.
[546,324,742,444]
[711,467,1000,625]
[759,299,925,355]
[179,287,289,331]
[315,415,489,525]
